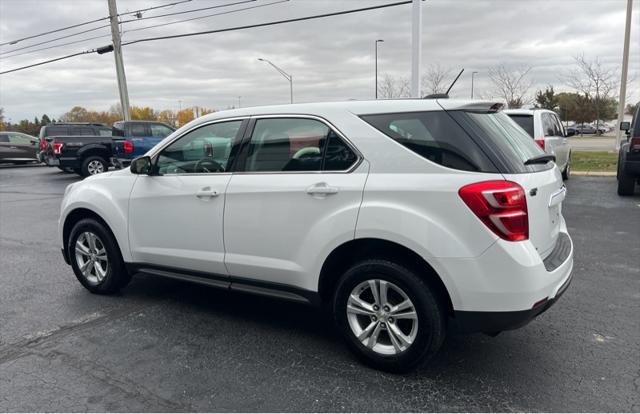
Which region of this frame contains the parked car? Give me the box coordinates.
[45,135,115,177]
[59,100,573,372]
[617,102,640,195]
[572,124,599,135]
[505,108,572,179]
[0,131,39,163]
[38,123,112,169]
[111,121,175,168]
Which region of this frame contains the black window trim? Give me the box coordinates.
[148,117,249,176]
[232,114,363,175]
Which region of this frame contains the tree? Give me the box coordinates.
[625,102,638,116]
[535,86,559,110]
[0,107,5,129]
[130,106,157,121]
[488,64,533,108]
[60,106,89,122]
[41,114,51,125]
[157,110,176,127]
[177,108,195,127]
[563,54,618,132]
[421,64,452,95]
[378,74,410,99]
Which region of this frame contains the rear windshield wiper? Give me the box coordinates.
[524,154,556,165]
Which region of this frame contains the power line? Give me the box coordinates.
[121,1,412,47]
[0,1,412,76]
[119,0,256,24]
[123,0,288,35]
[0,24,111,56]
[0,0,193,48]
[0,34,112,60]
[0,50,96,75]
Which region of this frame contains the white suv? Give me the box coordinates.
[504,108,572,179]
[59,100,573,372]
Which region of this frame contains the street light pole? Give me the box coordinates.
[375,39,384,99]
[471,71,478,99]
[615,0,633,150]
[258,58,293,104]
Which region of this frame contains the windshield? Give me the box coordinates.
[507,114,534,137]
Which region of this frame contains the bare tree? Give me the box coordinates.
[563,54,618,133]
[488,64,533,108]
[421,64,452,95]
[377,74,410,99]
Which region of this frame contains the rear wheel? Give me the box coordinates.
[333,259,446,373]
[68,218,131,294]
[81,156,108,177]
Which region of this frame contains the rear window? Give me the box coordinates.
[70,127,95,136]
[361,111,498,173]
[507,114,534,137]
[44,126,68,137]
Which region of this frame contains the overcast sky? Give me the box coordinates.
[0,0,638,122]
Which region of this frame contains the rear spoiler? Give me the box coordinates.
[437,100,505,113]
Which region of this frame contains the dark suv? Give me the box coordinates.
[617,102,640,195]
[38,123,112,167]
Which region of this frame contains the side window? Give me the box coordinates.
[155,120,242,175]
[150,123,174,138]
[46,126,68,137]
[9,134,32,144]
[323,132,358,171]
[552,114,565,137]
[0,134,9,143]
[244,118,327,172]
[97,127,112,137]
[542,114,556,137]
[130,123,148,137]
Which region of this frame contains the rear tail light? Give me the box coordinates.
[123,140,134,155]
[52,142,64,155]
[630,137,640,152]
[535,139,545,151]
[459,180,529,241]
[41,140,47,152]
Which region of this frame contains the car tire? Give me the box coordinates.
[81,156,108,177]
[617,170,635,196]
[333,259,446,373]
[562,153,571,180]
[68,218,131,294]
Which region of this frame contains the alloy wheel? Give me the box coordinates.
[87,160,104,175]
[75,231,109,284]
[346,279,418,355]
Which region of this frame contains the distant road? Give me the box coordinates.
[569,135,619,152]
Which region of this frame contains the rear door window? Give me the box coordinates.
[507,114,534,137]
[130,123,149,137]
[0,134,9,143]
[150,124,174,137]
[45,126,68,137]
[542,113,557,137]
[361,111,498,173]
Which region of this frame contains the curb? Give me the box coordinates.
[571,171,617,177]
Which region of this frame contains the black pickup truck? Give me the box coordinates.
[45,135,114,177]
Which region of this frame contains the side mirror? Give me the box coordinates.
[130,156,152,175]
[566,129,575,137]
[620,121,631,131]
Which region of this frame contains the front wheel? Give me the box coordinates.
[68,218,131,294]
[333,259,446,373]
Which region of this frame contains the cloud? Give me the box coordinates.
[0,0,638,121]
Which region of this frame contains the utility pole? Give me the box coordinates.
[410,0,422,98]
[375,39,384,99]
[107,0,131,121]
[471,71,478,99]
[615,0,633,151]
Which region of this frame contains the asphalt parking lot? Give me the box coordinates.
[1,165,639,412]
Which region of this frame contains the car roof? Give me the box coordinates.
[503,108,556,115]
[197,99,504,122]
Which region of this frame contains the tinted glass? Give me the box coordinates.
[97,127,112,137]
[245,118,329,172]
[542,113,556,137]
[361,111,498,173]
[130,123,148,137]
[323,132,358,171]
[150,124,174,138]
[463,111,546,172]
[507,114,534,137]
[0,134,9,143]
[45,126,68,137]
[156,121,242,175]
